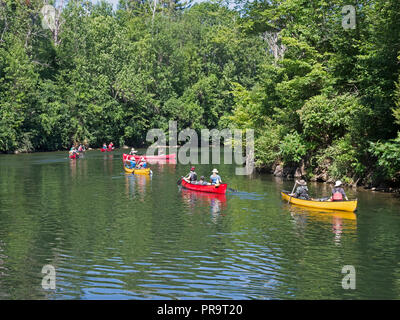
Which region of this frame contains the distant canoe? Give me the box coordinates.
[123,153,176,161]
[281,191,357,212]
[181,179,227,194]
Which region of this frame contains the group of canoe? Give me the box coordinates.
[101,142,115,152]
[122,153,151,175]
[69,144,86,159]
[71,144,358,212]
[121,151,358,212]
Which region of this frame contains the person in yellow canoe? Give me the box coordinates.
[136,157,147,169]
[289,179,310,200]
[330,180,348,201]
[125,158,136,169]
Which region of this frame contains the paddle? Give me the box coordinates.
[177,176,184,185]
[288,181,298,204]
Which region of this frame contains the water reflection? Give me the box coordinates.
[124,173,151,201]
[3,150,400,299]
[287,204,357,245]
[180,188,227,222]
[69,158,77,177]
[103,154,114,175]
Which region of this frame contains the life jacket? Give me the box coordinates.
[332,190,343,201]
[189,172,197,181]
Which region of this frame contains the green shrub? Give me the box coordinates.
[369,132,400,180]
[316,135,365,181]
[279,131,307,164]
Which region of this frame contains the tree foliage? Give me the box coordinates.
[0,0,400,185]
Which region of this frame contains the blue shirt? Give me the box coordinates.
[210,174,221,184]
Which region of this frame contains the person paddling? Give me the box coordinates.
[330,180,348,201]
[108,142,114,150]
[137,157,147,169]
[125,158,136,169]
[210,169,222,185]
[69,146,79,158]
[184,167,197,183]
[129,147,137,155]
[102,143,107,150]
[290,179,310,200]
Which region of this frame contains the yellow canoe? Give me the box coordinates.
[281,191,357,212]
[124,166,134,174]
[134,168,151,175]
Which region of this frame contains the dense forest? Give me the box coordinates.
[0,0,400,187]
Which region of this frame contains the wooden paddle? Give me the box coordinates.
[288,181,298,204]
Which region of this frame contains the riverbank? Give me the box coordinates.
[261,162,400,194]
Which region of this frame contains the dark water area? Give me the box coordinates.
[1,150,400,299]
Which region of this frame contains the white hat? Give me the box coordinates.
[212,168,218,173]
[297,179,307,186]
[335,180,342,187]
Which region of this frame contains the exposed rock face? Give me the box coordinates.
[273,164,304,179]
[273,165,283,177]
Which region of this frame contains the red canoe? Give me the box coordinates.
[69,154,78,159]
[123,153,176,161]
[181,179,227,194]
[101,148,114,152]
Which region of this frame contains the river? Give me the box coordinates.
[0,149,400,299]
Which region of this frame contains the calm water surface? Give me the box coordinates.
[1,150,400,299]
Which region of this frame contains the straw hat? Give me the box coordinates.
[297,179,307,186]
[212,169,219,173]
[335,180,342,187]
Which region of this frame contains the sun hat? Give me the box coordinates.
[297,179,307,186]
[335,180,342,187]
[212,168,219,173]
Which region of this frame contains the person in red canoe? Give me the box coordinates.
[102,143,107,150]
[69,146,79,158]
[108,142,114,150]
[196,176,210,185]
[210,168,222,185]
[183,167,197,183]
[136,157,147,169]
